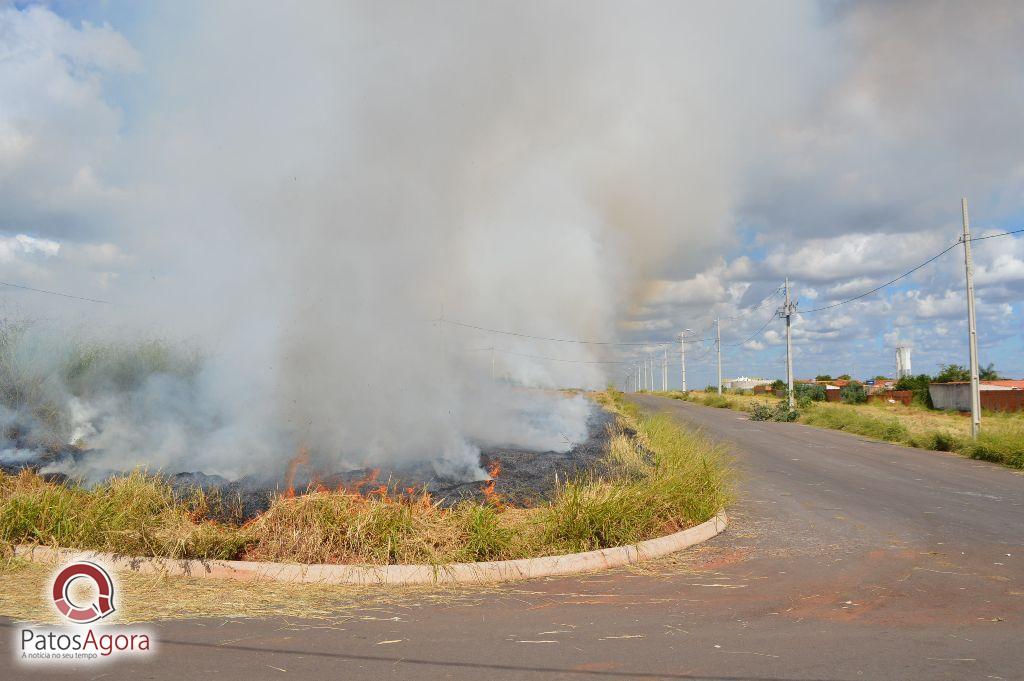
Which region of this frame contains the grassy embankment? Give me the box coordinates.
[0,391,730,565]
[647,389,1024,469]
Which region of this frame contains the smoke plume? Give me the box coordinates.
[0,2,828,480]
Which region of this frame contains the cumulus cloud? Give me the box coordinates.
[0,5,140,240]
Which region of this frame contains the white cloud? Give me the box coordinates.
[761,231,949,283]
[0,234,60,262]
[648,270,727,306]
[0,6,140,239]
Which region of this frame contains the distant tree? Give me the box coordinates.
[933,364,970,383]
[837,374,851,381]
[795,383,826,402]
[874,375,890,382]
[814,374,833,382]
[840,381,867,404]
[980,363,1001,381]
[770,379,786,391]
[894,374,934,408]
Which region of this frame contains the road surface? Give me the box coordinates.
[5,395,1023,680]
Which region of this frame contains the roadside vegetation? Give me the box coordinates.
[652,388,1024,469]
[0,320,202,451]
[0,391,731,565]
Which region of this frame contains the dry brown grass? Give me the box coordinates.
[0,552,496,623]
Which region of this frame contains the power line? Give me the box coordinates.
[723,309,778,347]
[722,284,784,321]
[966,227,1024,243]
[0,280,113,305]
[796,242,960,315]
[486,347,631,365]
[438,317,713,346]
[438,287,784,348]
[795,227,1023,316]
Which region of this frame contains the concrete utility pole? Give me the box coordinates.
[781,278,796,410]
[662,345,668,391]
[961,197,981,438]
[490,347,495,383]
[679,330,691,392]
[716,316,722,396]
[636,364,641,393]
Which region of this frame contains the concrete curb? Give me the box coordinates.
[13,511,727,585]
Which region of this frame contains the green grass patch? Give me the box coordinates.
[699,394,734,409]
[799,404,910,442]
[798,403,1023,469]
[663,389,1024,470]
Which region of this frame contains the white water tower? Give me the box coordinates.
[895,345,912,379]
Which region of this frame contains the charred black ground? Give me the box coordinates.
[3,409,615,523]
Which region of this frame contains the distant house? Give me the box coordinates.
[865,378,896,394]
[929,380,1024,413]
[722,376,773,391]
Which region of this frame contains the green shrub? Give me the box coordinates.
[750,401,797,422]
[796,383,826,402]
[894,374,934,408]
[702,394,733,409]
[840,381,867,404]
[961,427,1024,469]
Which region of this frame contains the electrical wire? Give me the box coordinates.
[795,242,960,315]
[723,309,778,348]
[0,280,113,305]
[966,228,1024,243]
[486,347,631,365]
[721,284,784,321]
[792,228,1023,317]
[438,317,714,346]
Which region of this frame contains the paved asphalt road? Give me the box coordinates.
[6,395,1023,680]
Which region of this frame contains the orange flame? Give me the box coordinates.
[283,446,310,498]
[482,459,502,505]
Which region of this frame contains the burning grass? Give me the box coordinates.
[0,391,731,566]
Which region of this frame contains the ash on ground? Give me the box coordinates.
[3,408,616,523]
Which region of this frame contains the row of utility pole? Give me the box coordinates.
[628,351,671,392]
[623,199,982,438]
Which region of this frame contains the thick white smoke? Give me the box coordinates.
[1,2,825,480]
